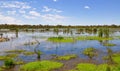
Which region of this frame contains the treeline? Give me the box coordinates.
[0,24,120,29]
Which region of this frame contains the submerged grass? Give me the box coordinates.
[48,37,73,43]
[48,36,113,43]
[77,36,113,41]
[0,56,10,60]
[0,54,18,60]
[5,50,26,53]
[55,54,77,60]
[20,60,63,71]
[103,43,116,47]
[23,51,35,56]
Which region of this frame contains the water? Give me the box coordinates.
[0,30,120,71]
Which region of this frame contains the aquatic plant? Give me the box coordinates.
[48,37,73,43]
[103,43,116,47]
[0,56,10,60]
[70,63,119,71]
[83,47,97,59]
[6,54,18,58]
[20,60,63,71]
[104,29,110,38]
[23,51,35,56]
[55,54,77,60]
[5,50,26,53]
[98,28,103,37]
[4,59,15,68]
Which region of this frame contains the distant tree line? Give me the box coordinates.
[0,24,120,29]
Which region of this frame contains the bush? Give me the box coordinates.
[4,59,15,68]
[83,47,97,59]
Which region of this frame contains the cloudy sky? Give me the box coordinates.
[0,0,120,25]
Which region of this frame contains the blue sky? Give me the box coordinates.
[0,0,120,25]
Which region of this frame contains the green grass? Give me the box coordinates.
[112,53,120,64]
[6,54,18,58]
[103,43,116,47]
[77,36,113,41]
[70,63,120,71]
[48,36,113,43]
[48,37,74,43]
[0,54,18,60]
[55,54,77,60]
[0,56,10,60]
[24,42,37,45]
[23,51,35,56]
[20,60,63,71]
[5,50,26,53]
[15,61,24,65]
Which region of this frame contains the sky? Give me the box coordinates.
[0,0,120,25]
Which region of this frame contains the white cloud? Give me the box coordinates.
[42,6,62,13]
[53,0,58,2]
[23,15,36,19]
[84,6,90,9]
[42,6,51,12]
[0,14,22,24]
[0,1,31,9]
[42,14,65,21]
[29,11,41,17]
[7,11,16,15]
[19,10,26,14]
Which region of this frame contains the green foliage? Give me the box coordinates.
[5,50,26,53]
[103,43,116,47]
[0,56,10,60]
[77,36,113,41]
[23,51,35,56]
[55,54,77,60]
[70,63,119,71]
[112,53,120,64]
[83,47,97,59]
[48,37,73,43]
[36,50,42,59]
[75,63,96,71]
[104,29,110,38]
[20,60,63,71]
[98,28,103,37]
[4,59,15,68]
[98,28,110,38]
[6,54,18,58]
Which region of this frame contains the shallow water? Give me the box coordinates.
[0,31,120,71]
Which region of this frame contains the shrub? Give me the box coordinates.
[4,59,15,68]
[83,47,97,59]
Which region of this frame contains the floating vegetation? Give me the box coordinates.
[55,54,77,60]
[70,63,119,71]
[48,36,113,43]
[23,51,35,56]
[20,60,63,71]
[0,54,18,60]
[77,36,113,41]
[112,53,120,64]
[83,47,97,59]
[0,56,10,60]
[24,41,37,45]
[15,61,24,65]
[6,54,18,58]
[103,43,116,47]
[5,50,26,53]
[48,36,73,43]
